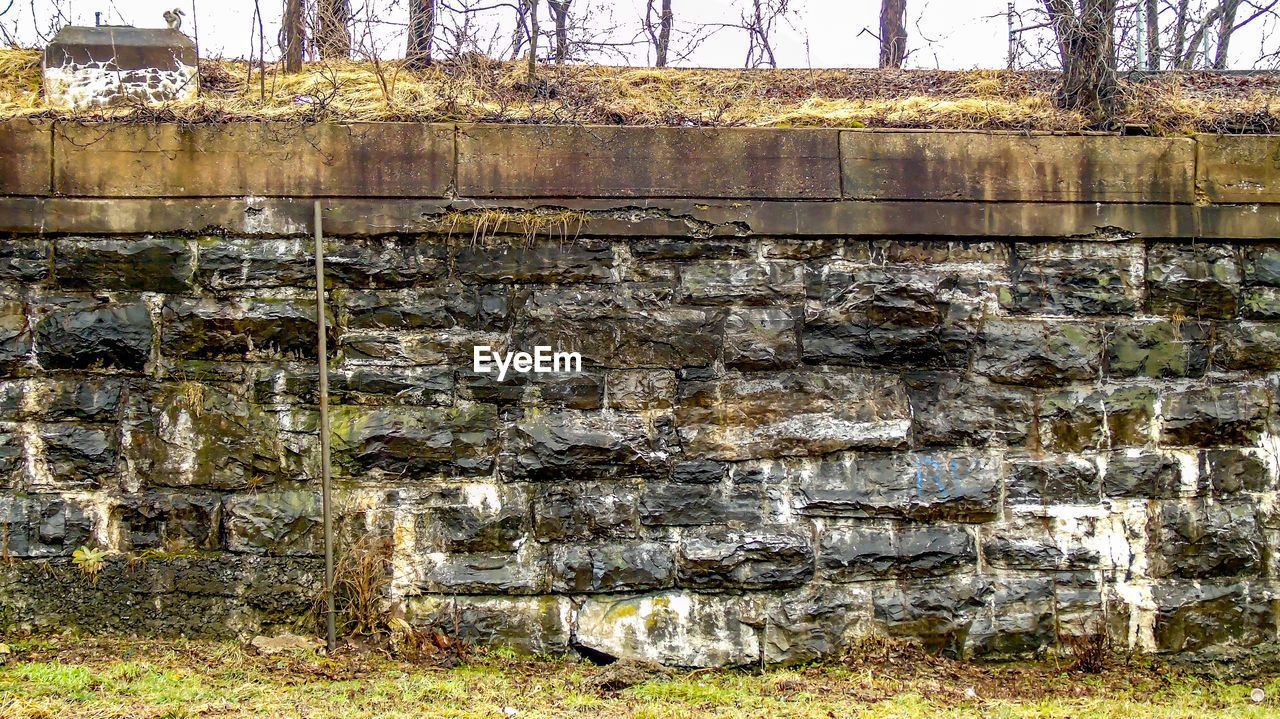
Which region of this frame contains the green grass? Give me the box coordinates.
[0,637,1277,718]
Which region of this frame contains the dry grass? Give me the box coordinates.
[3,46,1280,133]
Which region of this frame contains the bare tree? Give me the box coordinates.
[526,0,539,84]
[407,0,437,68]
[282,0,306,72]
[731,0,792,68]
[879,0,908,68]
[1212,0,1243,68]
[1042,0,1117,120]
[317,0,352,59]
[644,0,674,67]
[1144,0,1160,70]
[548,0,571,63]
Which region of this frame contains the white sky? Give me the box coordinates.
[4,0,1278,70]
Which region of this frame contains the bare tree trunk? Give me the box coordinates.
[511,1,529,60]
[656,0,672,67]
[317,0,351,59]
[1180,5,1225,68]
[525,0,539,86]
[1043,0,1118,122]
[1213,0,1242,69]
[547,0,571,64]
[879,0,907,68]
[407,0,436,68]
[645,0,674,67]
[1172,0,1192,67]
[751,0,777,68]
[282,0,305,72]
[1144,0,1159,70]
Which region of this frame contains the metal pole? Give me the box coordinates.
[314,200,336,653]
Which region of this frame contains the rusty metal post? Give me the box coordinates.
[314,200,336,653]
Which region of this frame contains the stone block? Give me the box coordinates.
[679,260,803,305]
[54,238,193,293]
[803,267,983,368]
[1200,449,1273,494]
[1146,243,1240,319]
[114,491,221,551]
[514,288,721,369]
[672,460,727,484]
[844,132,1193,202]
[973,319,1102,386]
[819,523,975,580]
[1153,581,1271,653]
[551,541,674,593]
[505,409,668,480]
[795,451,1000,522]
[24,378,124,422]
[756,583,874,664]
[1004,455,1099,506]
[35,301,149,371]
[904,372,1033,447]
[454,243,615,284]
[418,485,528,553]
[677,527,813,589]
[1151,501,1262,579]
[605,370,676,410]
[965,579,1057,660]
[419,549,546,594]
[531,481,638,541]
[405,595,571,655]
[196,238,313,291]
[458,125,839,199]
[330,404,498,479]
[674,370,910,460]
[980,517,1100,570]
[1003,241,1144,315]
[54,122,455,197]
[123,382,290,490]
[36,423,116,488]
[223,491,321,556]
[722,307,799,370]
[457,368,602,410]
[871,578,993,657]
[1241,286,1280,320]
[0,120,50,195]
[1214,322,1280,372]
[639,483,766,526]
[1106,320,1210,378]
[1102,450,1188,499]
[0,239,50,284]
[322,238,448,288]
[161,298,318,361]
[1197,134,1280,203]
[337,285,508,332]
[1161,382,1272,447]
[0,494,93,557]
[1244,245,1280,286]
[575,591,760,667]
[1037,385,1156,452]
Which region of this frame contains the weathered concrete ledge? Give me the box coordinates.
[0,121,1271,202]
[3,121,1279,238]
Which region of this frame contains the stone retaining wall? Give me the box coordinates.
[0,121,1278,666]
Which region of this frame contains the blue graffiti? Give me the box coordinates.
[916,456,969,500]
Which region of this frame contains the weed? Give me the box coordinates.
[70,546,107,587]
[1063,617,1113,674]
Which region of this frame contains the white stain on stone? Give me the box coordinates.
[44,55,197,109]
